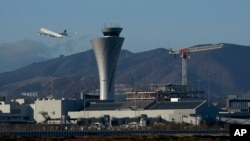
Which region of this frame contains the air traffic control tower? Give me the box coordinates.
[90,26,125,100]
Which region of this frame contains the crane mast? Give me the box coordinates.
[169,43,224,85]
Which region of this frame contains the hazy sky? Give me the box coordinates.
[0,0,250,72]
[2,0,250,51]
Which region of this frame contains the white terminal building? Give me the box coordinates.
[0,96,218,126]
[0,27,220,126]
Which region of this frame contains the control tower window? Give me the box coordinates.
[103,32,119,36]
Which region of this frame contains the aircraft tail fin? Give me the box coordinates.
[61,29,68,36]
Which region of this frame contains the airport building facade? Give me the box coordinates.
[0,97,219,126]
[0,98,34,124]
[68,99,218,126]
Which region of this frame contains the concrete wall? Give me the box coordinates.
[69,109,171,120]
[34,99,62,123]
[0,103,10,113]
[34,99,84,123]
[169,109,196,123]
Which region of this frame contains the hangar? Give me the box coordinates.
[68,99,218,126]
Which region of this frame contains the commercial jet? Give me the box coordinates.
[38,27,69,38]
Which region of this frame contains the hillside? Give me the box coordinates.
[0,43,250,100]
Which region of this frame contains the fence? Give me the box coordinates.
[0,130,229,137]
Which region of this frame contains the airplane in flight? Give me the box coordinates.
[38,27,69,38]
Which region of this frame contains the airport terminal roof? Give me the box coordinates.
[84,100,205,111]
[150,100,205,110]
[85,102,123,111]
[119,100,155,109]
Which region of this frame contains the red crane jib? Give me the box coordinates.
[179,48,189,58]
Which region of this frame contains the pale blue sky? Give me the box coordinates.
[1,0,250,55]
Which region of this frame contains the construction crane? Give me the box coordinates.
[169,43,224,85]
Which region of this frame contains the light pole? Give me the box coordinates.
[207,73,212,123]
[207,74,211,108]
[197,80,201,91]
[134,91,137,117]
[84,92,86,125]
[80,77,86,125]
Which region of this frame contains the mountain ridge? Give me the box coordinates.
[0,43,250,100]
